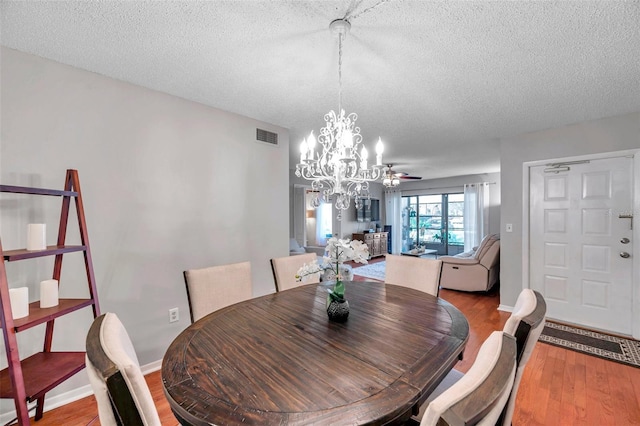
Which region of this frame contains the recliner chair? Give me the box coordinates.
[439,234,500,292]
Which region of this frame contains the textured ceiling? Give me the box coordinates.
[2,1,639,180]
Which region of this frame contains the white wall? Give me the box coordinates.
[499,112,640,307]
[0,47,289,414]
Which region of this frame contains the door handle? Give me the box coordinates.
[620,237,630,244]
[620,252,630,258]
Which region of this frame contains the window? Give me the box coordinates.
[317,203,333,245]
[446,194,464,245]
[401,193,464,255]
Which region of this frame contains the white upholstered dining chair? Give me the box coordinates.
[85,312,161,426]
[384,254,443,297]
[270,253,320,292]
[420,331,517,426]
[414,288,546,425]
[183,261,253,323]
[499,289,547,425]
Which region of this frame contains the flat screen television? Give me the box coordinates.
[356,199,380,223]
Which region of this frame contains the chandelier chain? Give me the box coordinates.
[344,0,393,21]
[338,32,343,113]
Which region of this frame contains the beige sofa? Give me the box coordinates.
[289,238,307,255]
[439,234,500,292]
[289,239,326,257]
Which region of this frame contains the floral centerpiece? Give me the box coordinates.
[296,237,369,321]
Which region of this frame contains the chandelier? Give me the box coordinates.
[382,164,401,188]
[295,18,386,220]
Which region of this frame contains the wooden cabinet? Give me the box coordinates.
[380,236,388,255]
[353,233,374,257]
[0,170,100,425]
[352,232,388,258]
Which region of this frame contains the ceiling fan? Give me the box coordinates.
[382,164,422,187]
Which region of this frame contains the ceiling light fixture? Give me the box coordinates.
[382,164,401,188]
[295,18,386,220]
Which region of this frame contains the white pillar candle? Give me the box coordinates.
[299,139,307,163]
[27,223,47,251]
[9,287,29,319]
[40,279,59,308]
[375,137,384,166]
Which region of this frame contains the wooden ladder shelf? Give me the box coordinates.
[0,170,100,425]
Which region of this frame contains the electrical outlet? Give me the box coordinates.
[169,308,179,323]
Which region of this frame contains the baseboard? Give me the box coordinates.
[141,358,162,375]
[0,358,163,425]
[0,384,95,425]
[498,303,514,313]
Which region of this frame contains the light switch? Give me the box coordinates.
[506,223,513,232]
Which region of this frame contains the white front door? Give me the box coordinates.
[529,156,634,335]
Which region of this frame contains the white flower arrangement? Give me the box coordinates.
[296,237,369,301]
[322,237,369,265]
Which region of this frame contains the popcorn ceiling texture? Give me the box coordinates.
[2,1,639,180]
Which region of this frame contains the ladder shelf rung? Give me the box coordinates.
[3,299,96,333]
[3,245,87,261]
[0,184,78,197]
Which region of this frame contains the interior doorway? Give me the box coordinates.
[293,185,332,248]
[306,193,332,247]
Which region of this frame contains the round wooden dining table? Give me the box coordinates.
[162,281,469,425]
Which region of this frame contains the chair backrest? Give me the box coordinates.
[500,289,547,426]
[421,331,517,426]
[271,253,320,292]
[183,261,253,323]
[476,234,500,269]
[385,255,442,297]
[85,313,161,426]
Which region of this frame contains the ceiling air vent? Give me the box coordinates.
[256,128,278,146]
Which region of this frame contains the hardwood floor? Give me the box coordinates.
[26,261,640,425]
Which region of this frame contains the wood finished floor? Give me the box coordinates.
[26,257,640,425]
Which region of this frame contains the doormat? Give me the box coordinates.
[352,261,386,281]
[539,321,640,369]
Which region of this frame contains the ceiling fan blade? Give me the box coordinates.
[384,165,422,181]
[393,171,422,180]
